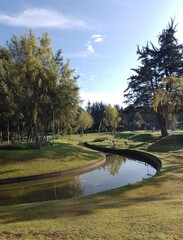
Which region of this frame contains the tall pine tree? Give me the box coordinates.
[124,19,183,136]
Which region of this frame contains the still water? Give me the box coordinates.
[0,155,156,206]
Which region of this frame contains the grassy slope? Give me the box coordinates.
[0,132,183,240]
[0,138,103,179]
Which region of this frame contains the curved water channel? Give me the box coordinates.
[0,154,156,206]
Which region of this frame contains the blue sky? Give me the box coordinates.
[0,0,183,107]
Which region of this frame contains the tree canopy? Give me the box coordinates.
[103,105,121,133]
[124,19,183,136]
[0,31,80,148]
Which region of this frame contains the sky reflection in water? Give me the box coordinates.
[0,155,156,206]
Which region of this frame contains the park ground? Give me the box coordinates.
[0,131,183,240]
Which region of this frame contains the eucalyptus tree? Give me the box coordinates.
[6,31,81,147]
[114,105,128,131]
[7,31,59,148]
[0,47,15,142]
[124,19,183,136]
[86,101,106,132]
[76,107,93,136]
[53,51,80,136]
[103,104,121,133]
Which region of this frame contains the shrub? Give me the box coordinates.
[93,137,108,142]
[0,141,53,150]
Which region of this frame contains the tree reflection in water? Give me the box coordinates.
[102,155,126,176]
[0,177,84,206]
[0,155,156,206]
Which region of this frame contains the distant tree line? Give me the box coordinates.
[85,101,183,133]
[1,19,183,148]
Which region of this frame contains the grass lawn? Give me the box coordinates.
[0,131,183,239]
[0,138,104,179]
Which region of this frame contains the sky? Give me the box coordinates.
[0,0,183,107]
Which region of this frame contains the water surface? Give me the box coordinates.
[0,155,156,206]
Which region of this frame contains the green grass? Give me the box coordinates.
[0,131,183,239]
[0,139,103,179]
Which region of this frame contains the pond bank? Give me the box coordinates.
[0,132,182,240]
[0,153,106,184]
[84,142,162,172]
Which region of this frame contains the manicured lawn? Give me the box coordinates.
[0,139,103,179]
[0,131,183,240]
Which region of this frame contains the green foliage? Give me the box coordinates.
[0,31,80,148]
[53,53,80,135]
[86,101,106,132]
[93,137,108,142]
[125,19,183,136]
[104,104,121,133]
[0,142,35,150]
[153,76,183,115]
[134,112,145,129]
[0,141,53,150]
[76,107,93,136]
[0,47,15,120]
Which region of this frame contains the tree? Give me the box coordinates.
[153,76,183,131]
[134,112,145,130]
[86,101,106,132]
[5,31,80,148]
[103,105,121,133]
[6,31,60,148]
[167,114,178,131]
[53,52,80,136]
[114,105,128,131]
[124,19,183,136]
[0,47,15,142]
[77,108,93,136]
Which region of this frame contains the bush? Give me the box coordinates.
[0,142,35,150]
[42,141,53,147]
[93,137,108,142]
[0,141,53,150]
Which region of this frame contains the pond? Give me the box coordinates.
[0,155,156,206]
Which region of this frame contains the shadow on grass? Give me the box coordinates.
[148,134,183,152]
[115,132,136,139]
[1,154,182,225]
[115,133,183,152]
[0,142,101,164]
[115,133,160,143]
[0,134,183,224]
[0,170,180,225]
[0,170,20,176]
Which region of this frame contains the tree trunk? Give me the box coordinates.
[33,123,42,149]
[35,136,42,149]
[157,107,169,137]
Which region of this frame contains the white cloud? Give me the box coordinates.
[65,33,107,59]
[86,41,95,54]
[92,34,104,43]
[0,8,88,29]
[80,91,124,107]
[83,33,104,56]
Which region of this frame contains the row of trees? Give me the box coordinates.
[124,19,183,136]
[0,31,94,148]
[0,31,124,147]
[1,19,183,148]
[86,102,121,133]
[86,101,155,132]
[86,101,183,133]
